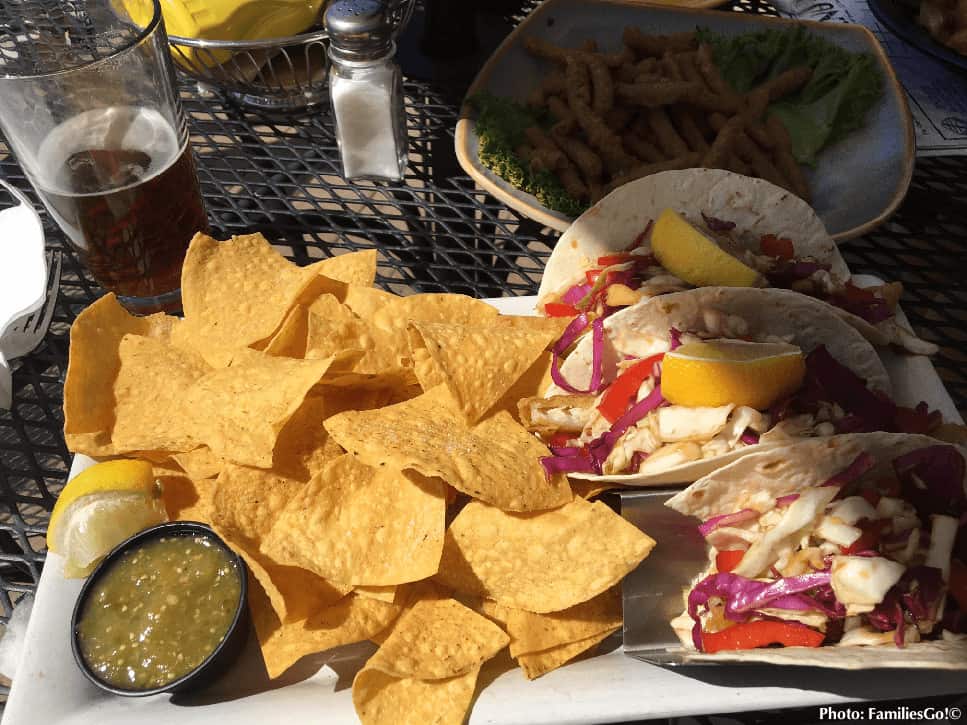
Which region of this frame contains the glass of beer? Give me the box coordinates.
[0,0,209,314]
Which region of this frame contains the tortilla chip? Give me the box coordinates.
[494,315,571,339]
[251,579,403,679]
[112,335,209,454]
[489,351,554,421]
[308,294,416,378]
[161,473,216,524]
[516,629,613,680]
[324,385,571,512]
[352,666,479,725]
[171,446,225,481]
[356,585,399,603]
[370,293,499,338]
[434,498,655,612]
[271,395,340,481]
[210,464,304,541]
[366,597,509,680]
[261,455,446,586]
[407,320,560,423]
[316,249,378,287]
[503,587,622,658]
[570,480,618,500]
[344,285,400,321]
[232,537,350,625]
[64,294,176,456]
[184,349,335,468]
[262,304,309,358]
[177,232,329,367]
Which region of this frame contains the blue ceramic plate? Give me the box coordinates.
[455,0,915,240]
[868,0,967,73]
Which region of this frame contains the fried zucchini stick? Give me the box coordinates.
[604,152,702,193]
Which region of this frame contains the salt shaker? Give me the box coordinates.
[325,0,407,181]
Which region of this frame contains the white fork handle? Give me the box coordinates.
[0,350,10,410]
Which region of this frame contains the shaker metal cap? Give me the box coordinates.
[325,0,394,59]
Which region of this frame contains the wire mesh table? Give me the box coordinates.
[0,0,966,715]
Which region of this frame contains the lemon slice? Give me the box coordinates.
[47,459,166,578]
[661,340,806,410]
[651,208,760,287]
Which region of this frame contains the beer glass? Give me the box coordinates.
[0,0,209,314]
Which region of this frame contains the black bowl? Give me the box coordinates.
[70,520,249,697]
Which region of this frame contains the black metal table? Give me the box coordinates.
[1,0,965,716]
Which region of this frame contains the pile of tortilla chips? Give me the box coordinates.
[63,232,657,724]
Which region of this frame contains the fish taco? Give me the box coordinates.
[664,433,967,668]
[525,287,946,485]
[537,169,935,355]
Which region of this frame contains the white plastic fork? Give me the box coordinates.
[1,250,61,359]
[0,179,50,409]
[0,250,61,408]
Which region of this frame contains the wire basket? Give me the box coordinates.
[168,0,416,110]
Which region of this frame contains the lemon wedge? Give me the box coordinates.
[651,208,760,287]
[661,340,806,410]
[47,459,166,578]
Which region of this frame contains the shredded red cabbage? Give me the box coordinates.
[550,315,605,394]
[739,430,760,445]
[540,454,596,476]
[698,509,759,538]
[805,346,896,429]
[775,493,800,507]
[548,446,582,457]
[687,571,834,650]
[587,385,666,473]
[893,445,967,518]
[669,327,682,350]
[836,282,895,323]
[561,283,592,306]
[820,453,876,488]
[765,260,829,287]
[867,566,944,640]
[829,291,893,325]
[702,213,736,233]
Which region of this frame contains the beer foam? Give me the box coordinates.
[35,106,183,196]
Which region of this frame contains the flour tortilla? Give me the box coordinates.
[538,169,848,300]
[665,433,967,669]
[538,169,933,354]
[552,287,892,486]
[666,433,958,520]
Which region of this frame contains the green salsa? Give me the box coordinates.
[77,534,241,690]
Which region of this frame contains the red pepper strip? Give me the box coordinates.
[597,254,634,266]
[715,549,745,573]
[597,353,665,423]
[760,234,795,259]
[585,269,602,285]
[949,559,967,613]
[627,220,654,251]
[701,620,825,653]
[548,431,577,448]
[841,519,888,555]
[545,302,579,317]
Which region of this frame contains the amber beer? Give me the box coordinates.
[33,106,208,310]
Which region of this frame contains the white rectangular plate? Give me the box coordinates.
[5,286,963,725]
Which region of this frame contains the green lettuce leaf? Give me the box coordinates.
[698,27,883,165]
